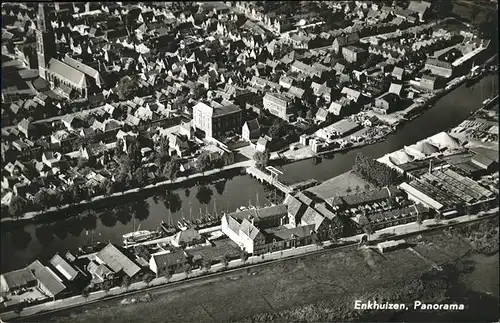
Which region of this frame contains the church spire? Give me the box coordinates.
[37,3,48,32]
[36,3,55,80]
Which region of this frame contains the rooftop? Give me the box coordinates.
[228,204,288,224]
[96,243,141,278]
[194,101,241,118]
[27,260,66,297]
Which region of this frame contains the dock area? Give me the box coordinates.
[199,225,221,234]
[123,225,223,249]
[125,235,175,248]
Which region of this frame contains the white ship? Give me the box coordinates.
[122,230,156,245]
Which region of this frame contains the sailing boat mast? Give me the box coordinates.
[492,75,495,99]
[214,198,217,216]
[256,192,260,208]
[480,77,483,101]
[189,202,192,221]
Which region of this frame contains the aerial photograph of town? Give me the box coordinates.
[0,1,498,322]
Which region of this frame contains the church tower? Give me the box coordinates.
[36,3,55,80]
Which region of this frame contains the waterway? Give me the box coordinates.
[1,74,498,273]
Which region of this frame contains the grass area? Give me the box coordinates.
[307,171,374,199]
[452,1,496,25]
[39,229,482,323]
[433,16,469,33]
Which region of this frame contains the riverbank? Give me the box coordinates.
[1,159,254,225]
[18,214,498,323]
[2,207,497,322]
[271,72,473,165]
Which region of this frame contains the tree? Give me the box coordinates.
[178,241,187,249]
[104,181,115,196]
[364,184,371,191]
[195,151,212,174]
[416,212,424,230]
[312,232,322,249]
[480,203,491,214]
[364,224,375,241]
[253,150,270,170]
[121,276,131,291]
[240,250,249,264]
[362,54,382,69]
[116,76,139,100]
[81,287,91,300]
[116,154,133,182]
[126,139,143,171]
[67,183,83,203]
[328,227,339,244]
[434,212,442,224]
[8,195,25,218]
[102,280,113,294]
[202,258,212,270]
[212,155,226,169]
[133,167,149,187]
[155,136,171,165]
[163,156,181,180]
[352,153,400,187]
[222,255,229,268]
[184,264,192,278]
[115,138,124,157]
[268,119,286,138]
[135,245,151,261]
[143,272,154,286]
[34,189,52,210]
[163,267,173,282]
[77,157,87,168]
[306,106,318,120]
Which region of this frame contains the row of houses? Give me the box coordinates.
[221,191,348,255]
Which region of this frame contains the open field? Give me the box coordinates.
[452,0,497,25]
[33,225,496,323]
[307,170,374,199]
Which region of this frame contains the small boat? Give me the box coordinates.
[482,97,494,105]
[465,73,481,87]
[122,230,156,245]
[78,242,106,255]
[160,221,178,235]
[177,221,188,231]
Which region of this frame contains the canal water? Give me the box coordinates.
[1,74,498,273]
